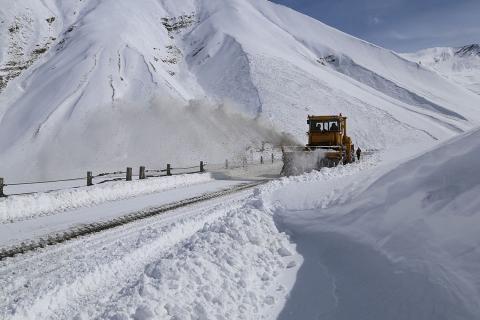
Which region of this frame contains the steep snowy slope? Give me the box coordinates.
[403,44,480,95]
[273,128,480,319]
[1,0,480,179]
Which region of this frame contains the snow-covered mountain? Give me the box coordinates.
[1,0,480,179]
[402,44,480,95]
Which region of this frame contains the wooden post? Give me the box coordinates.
[225,159,229,169]
[260,156,264,164]
[139,166,146,180]
[166,164,171,176]
[0,177,5,197]
[200,161,205,173]
[87,172,93,186]
[126,167,132,181]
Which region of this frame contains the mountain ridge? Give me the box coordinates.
[402,44,480,95]
[455,44,480,57]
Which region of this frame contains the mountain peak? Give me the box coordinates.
[455,44,480,57]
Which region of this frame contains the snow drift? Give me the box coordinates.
[0,184,300,320]
[271,128,480,319]
[96,189,299,320]
[2,0,480,179]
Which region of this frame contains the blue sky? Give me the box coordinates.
[271,0,480,52]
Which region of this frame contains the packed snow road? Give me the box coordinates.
[0,162,283,252]
[0,180,267,260]
[0,176,299,319]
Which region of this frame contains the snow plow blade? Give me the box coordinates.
[281,147,340,176]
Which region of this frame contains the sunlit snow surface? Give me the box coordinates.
[270,129,480,319]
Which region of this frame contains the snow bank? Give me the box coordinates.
[95,188,300,320]
[266,152,380,212]
[270,128,480,319]
[0,173,212,223]
[1,185,300,319]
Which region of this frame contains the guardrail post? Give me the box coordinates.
[87,172,93,186]
[126,167,132,181]
[260,156,264,164]
[166,164,171,176]
[225,159,229,169]
[0,177,5,197]
[200,161,205,173]
[139,166,146,180]
[272,153,274,163]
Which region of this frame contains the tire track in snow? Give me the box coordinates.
[0,180,267,261]
[0,183,266,319]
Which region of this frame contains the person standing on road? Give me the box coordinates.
[356,147,362,161]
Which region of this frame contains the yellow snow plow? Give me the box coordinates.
[281,114,355,176]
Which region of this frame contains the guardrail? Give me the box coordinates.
[0,150,283,198]
[0,161,205,198]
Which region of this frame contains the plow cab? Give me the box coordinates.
[281,114,354,176]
